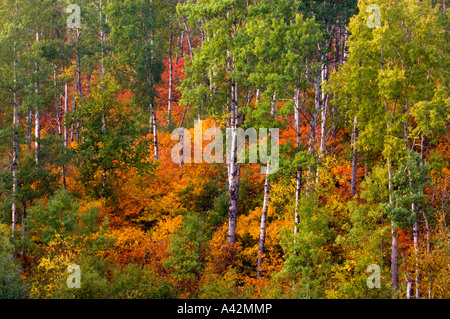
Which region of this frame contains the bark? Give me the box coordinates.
[34,110,41,166]
[182,18,193,57]
[12,83,19,236]
[75,28,82,142]
[388,159,399,294]
[55,70,62,137]
[11,0,19,235]
[422,210,431,298]
[294,87,301,236]
[318,63,328,160]
[257,164,270,278]
[381,45,399,295]
[420,135,426,166]
[100,1,107,196]
[54,69,66,189]
[35,31,41,167]
[306,72,320,195]
[26,111,32,150]
[405,274,413,299]
[71,29,82,142]
[227,81,239,245]
[409,165,421,298]
[146,1,159,160]
[316,57,329,187]
[257,94,277,278]
[168,24,174,127]
[21,201,27,255]
[413,208,421,298]
[62,78,69,189]
[350,116,359,197]
[179,109,187,167]
[152,103,159,160]
[177,31,184,62]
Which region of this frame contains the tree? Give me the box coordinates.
[329,0,448,296]
[73,75,152,198]
[178,0,256,245]
[0,223,28,298]
[106,0,165,160]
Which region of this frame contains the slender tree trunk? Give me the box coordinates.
[257,94,276,278]
[413,207,421,298]
[147,1,159,160]
[26,111,32,150]
[257,163,270,278]
[168,24,174,127]
[405,273,413,299]
[55,70,62,137]
[350,116,359,197]
[422,210,431,298]
[420,135,426,166]
[34,31,41,167]
[70,72,76,142]
[100,0,107,196]
[388,159,399,294]
[34,111,41,166]
[54,69,66,189]
[408,165,421,298]
[177,31,184,62]
[152,104,159,160]
[12,85,19,237]
[306,72,320,195]
[381,44,399,295]
[71,26,83,143]
[21,201,27,255]
[183,18,193,57]
[179,108,187,167]
[62,77,69,189]
[227,81,239,245]
[75,28,82,142]
[294,87,302,236]
[319,63,328,160]
[11,0,19,236]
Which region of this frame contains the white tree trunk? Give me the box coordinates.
[306,73,320,195]
[350,116,358,197]
[227,81,239,245]
[152,104,159,160]
[257,94,276,277]
[294,87,301,236]
[168,25,174,127]
[11,0,19,236]
[35,31,41,167]
[257,163,270,278]
[388,159,399,293]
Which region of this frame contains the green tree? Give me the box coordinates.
[0,223,28,298]
[25,189,114,298]
[164,213,207,295]
[73,75,152,198]
[106,0,165,160]
[329,0,448,295]
[178,0,257,246]
[277,196,333,298]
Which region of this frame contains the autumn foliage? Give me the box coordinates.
[0,0,448,300]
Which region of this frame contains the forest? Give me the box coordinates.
[0,0,448,299]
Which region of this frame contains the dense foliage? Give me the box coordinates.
[0,0,448,299]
